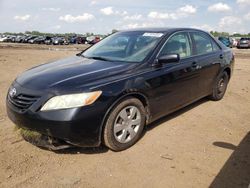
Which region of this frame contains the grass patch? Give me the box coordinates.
[15,126,43,144]
[19,128,42,138]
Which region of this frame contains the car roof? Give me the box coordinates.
[119,27,207,34]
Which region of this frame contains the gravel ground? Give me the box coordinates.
[0,44,249,188]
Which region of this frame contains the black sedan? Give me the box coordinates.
[6,28,234,151]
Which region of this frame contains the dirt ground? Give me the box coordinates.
[0,44,249,188]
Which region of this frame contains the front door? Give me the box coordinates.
[146,31,201,120]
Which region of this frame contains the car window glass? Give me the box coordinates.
[95,36,129,51]
[192,32,213,55]
[212,40,220,51]
[159,32,191,58]
[83,32,162,63]
[126,36,161,61]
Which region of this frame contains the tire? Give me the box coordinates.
[209,71,229,101]
[103,97,146,151]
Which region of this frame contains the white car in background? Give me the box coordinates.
[231,38,238,47]
[0,36,8,42]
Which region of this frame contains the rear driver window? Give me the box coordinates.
[192,32,213,55]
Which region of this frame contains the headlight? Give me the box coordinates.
[41,91,102,111]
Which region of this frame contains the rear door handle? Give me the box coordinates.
[220,54,224,59]
[192,62,197,68]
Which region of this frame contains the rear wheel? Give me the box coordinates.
[103,97,146,151]
[209,71,229,101]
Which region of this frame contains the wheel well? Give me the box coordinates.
[129,94,148,107]
[224,68,231,79]
[99,93,151,144]
[111,93,151,124]
[131,93,150,122]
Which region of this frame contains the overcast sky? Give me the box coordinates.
[0,0,249,34]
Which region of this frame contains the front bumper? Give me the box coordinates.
[7,105,105,147]
[6,84,108,148]
[19,128,74,150]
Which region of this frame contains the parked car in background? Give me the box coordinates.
[24,35,37,43]
[28,36,39,44]
[6,28,234,151]
[15,35,27,43]
[76,36,87,44]
[68,36,76,44]
[86,36,95,43]
[237,38,250,49]
[88,36,101,45]
[32,36,47,44]
[52,37,68,45]
[0,33,103,45]
[52,37,63,45]
[68,36,87,44]
[11,36,17,43]
[44,36,53,45]
[218,36,233,48]
[231,38,238,47]
[0,35,8,42]
[3,35,16,43]
[23,35,32,43]
[0,35,13,42]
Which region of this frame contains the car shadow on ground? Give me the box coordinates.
[54,98,210,154]
[50,145,109,155]
[210,132,250,188]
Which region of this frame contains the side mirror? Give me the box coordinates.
[158,54,180,64]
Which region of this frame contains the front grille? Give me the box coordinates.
[8,94,40,110]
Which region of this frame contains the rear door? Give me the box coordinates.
[190,31,222,97]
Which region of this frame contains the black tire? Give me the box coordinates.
[209,71,229,101]
[103,97,146,151]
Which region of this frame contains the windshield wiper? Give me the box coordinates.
[88,56,113,62]
[76,52,84,57]
[79,54,114,62]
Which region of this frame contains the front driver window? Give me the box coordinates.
[159,32,191,58]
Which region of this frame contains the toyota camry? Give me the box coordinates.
[6,28,234,151]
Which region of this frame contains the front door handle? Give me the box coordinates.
[220,54,224,59]
[192,62,202,70]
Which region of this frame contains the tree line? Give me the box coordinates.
[210,31,250,38]
[2,31,107,38]
[2,30,250,38]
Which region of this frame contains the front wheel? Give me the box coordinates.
[103,97,146,151]
[209,71,229,101]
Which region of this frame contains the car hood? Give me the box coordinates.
[16,56,136,91]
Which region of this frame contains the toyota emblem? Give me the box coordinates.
[9,88,17,98]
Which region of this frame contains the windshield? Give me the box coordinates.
[83,31,164,63]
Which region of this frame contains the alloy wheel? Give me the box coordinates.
[113,106,142,144]
[217,75,227,94]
